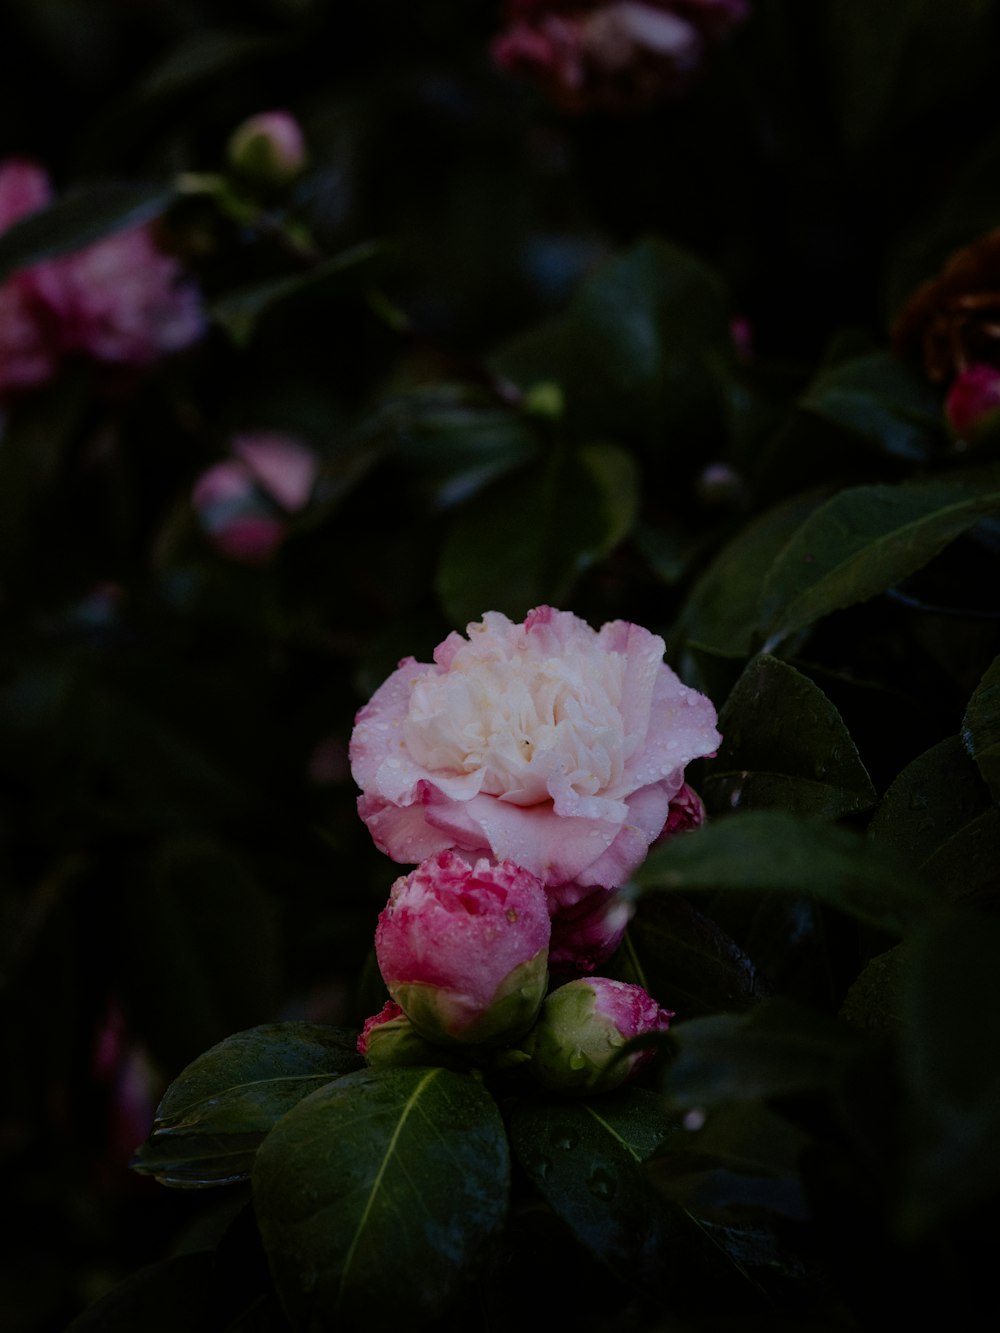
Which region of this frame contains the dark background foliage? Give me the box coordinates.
[2,1,1000,1330]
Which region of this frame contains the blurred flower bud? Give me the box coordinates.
[654,780,706,843]
[226,111,307,189]
[548,883,632,974]
[519,976,673,1095]
[374,851,551,1047]
[945,363,1000,443]
[191,431,320,565]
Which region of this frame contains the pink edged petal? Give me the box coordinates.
[574,778,676,889]
[356,792,458,866]
[349,657,429,789]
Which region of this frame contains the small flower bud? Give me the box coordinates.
[945,363,1000,444]
[357,1000,463,1068]
[519,976,673,1095]
[226,111,307,190]
[374,851,551,1047]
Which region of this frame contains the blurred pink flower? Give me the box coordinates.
[0,156,204,401]
[350,606,720,906]
[945,362,1000,441]
[374,850,551,1045]
[492,0,749,112]
[519,975,673,1093]
[191,430,320,565]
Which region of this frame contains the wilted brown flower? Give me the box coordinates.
[890,226,1000,384]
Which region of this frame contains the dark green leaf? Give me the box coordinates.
[0,182,176,280]
[64,1253,217,1332]
[436,443,634,627]
[646,1101,811,1223]
[898,909,1000,1237]
[618,896,768,1020]
[635,810,934,935]
[667,489,829,666]
[658,999,866,1111]
[868,736,1000,904]
[492,236,732,450]
[839,943,909,1035]
[509,1088,678,1292]
[135,28,290,101]
[962,652,1000,800]
[132,1023,363,1188]
[703,654,876,819]
[760,470,1000,650]
[798,351,942,462]
[210,241,392,346]
[377,384,540,507]
[252,1066,509,1332]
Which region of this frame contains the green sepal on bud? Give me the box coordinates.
[393,948,549,1048]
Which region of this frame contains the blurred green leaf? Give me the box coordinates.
[798,351,942,462]
[760,470,1000,650]
[492,236,732,451]
[134,28,290,101]
[436,441,636,627]
[122,839,283,1073]
[210,240,393,346]
[703,654,876,819]
[658,999,866,1112]
[646,1101,811,1223]
[619,896,768,1021]
[132,1023,363,1188]
[375,384,540,508]
[0,182,176,280]
[64,1252,218,1333]
[635,810,935,936]
[898,908,1000,1237]
[962,652,1000,800]
[839,942,909,1035]
[252,1066,509,1333]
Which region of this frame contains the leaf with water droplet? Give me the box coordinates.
[253,1065,509,1332]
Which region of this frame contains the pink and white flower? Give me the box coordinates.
[349,607,720,926]
[0,156,204,401]
[492,0,749,113]
[373,850,551,1046]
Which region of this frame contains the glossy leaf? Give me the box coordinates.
[667,489,829,665]
[132,1023,363,1188]
[618,895,768,1020]
[252,1066,509,1332]
[0,182,176,280]
[509,1088,678,1292]
[704,654,876,819]
[962,652,1000,800]
[635,810,934,936]
[760,470,1000,650]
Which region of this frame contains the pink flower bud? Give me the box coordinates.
[945,363,1000,442]
[548,884,632,974]
[226,111,307,189]
[191,431,320,565]
[374,850,551,1046]
[519,976,673,1094]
